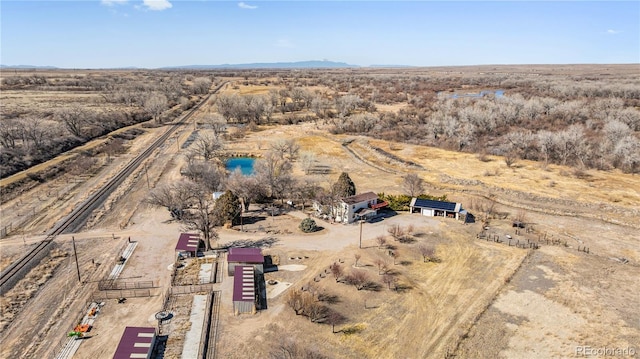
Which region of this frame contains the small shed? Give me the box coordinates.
[175,233,200,258]
[227,247,264,275]
[410,198,462,220]
[233,265,256,314]
[113,326,156,359]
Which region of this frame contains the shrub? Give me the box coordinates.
[299,218,318,233]
[378,193,449,211]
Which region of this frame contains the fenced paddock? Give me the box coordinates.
[97,279,157,291]
[171,257,219,286]
[91,288,154,301]
[170,283,217,295]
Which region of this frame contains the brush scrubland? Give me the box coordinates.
[1,65,639,359]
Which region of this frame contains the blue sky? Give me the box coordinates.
[1,1,638,68]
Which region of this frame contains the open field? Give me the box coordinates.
[1,67,639,358]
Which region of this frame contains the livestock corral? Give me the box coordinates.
[1,66,639,358]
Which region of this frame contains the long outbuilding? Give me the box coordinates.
[233,265,256,314]
[409,198,463,220]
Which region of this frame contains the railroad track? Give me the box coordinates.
[0,82,227,295]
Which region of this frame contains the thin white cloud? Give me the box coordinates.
[143,0,172,11]
[101,0,128,6]
[276,39,294,48]
[606,29,622,34]
[238,2,258,10]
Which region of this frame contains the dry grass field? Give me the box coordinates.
[1,67,639,358]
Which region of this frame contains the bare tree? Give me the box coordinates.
[181,160,224,192]
[354,253,361,267]
[387,224,405,241]
[144,93,168,123]
[291,177,321,211]
[148,180,218,249]
[191,133,224,161]
[269,336,327,359]
[203,113,227,138]
[22,118,49,152]
[310,96,330,119]
[305,302,328,323]
[57,106,87,138]
[336,94,362,117]
[254,151,294,201]
[418,244,435,263]
[344,269,368,290]
[270,139,300,161]
[191,77,212,95]
[286,289,307,316]
[181,182,218,250]
[329,263,343,283]
[382,274,397,290]
[226,168,266,211]
[374,257,389,275]
[327,310,345,333]
[0,119,20,149]
[375,235,387,249]
[148,182,190,220]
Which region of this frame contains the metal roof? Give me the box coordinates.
[228,247,264,263]
[175,233,200,252]
[233,266,255,302]
[412,198,460,212]
[342,191,378,205]
[113,327,155,359]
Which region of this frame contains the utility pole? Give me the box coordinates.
[239,200,244,232]
[359,220,363,249]
[72,236,81,283]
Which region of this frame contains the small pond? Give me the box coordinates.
[226,157,255,175]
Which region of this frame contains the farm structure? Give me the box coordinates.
[112,326,156,359]
[316,191,388,224]
[175,233,200,258]
[232,266,257,314]
[409,198,463,220]
[227,247,264,276]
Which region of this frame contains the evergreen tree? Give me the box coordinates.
[299,218,318,233]
[214,190,241,225]
[332,172,356,198]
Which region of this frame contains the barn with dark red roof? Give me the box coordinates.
[113,326,156,359]
[232,265,256,314]
[175,233,200,258]
[227,247,264,275]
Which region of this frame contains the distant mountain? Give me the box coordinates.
[0,64,59,69]
[0,60,359,70]
[161,60,359,69]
